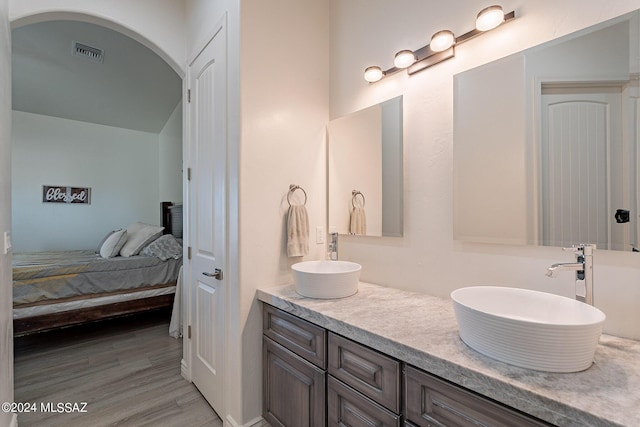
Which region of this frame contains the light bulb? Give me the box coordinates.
[364,66,384,83]
[430,30,455,52]
[476,5,504,31]
[394,50,416,69]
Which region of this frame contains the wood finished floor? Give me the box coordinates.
[13,310,223,427]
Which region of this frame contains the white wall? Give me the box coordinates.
[0,2,14,426]
[330,0,640,340]
[159,101,183,204]
[12,111,162,252]
[238,0,329,424]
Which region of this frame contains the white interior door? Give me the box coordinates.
[541,86,623,249]
[187,20,227,415]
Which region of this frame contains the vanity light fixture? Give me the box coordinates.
[476,5,505,31]
[364,5,515,83]
[394,50,417,68]
[364,65,384,83]
[430,30,455,52]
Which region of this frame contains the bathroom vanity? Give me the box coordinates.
[258,282,640,426]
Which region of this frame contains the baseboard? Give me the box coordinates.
[180,358,191,382]
[9,413,18,427]
[225,414,266,427]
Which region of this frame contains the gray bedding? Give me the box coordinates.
[13,249,182,307]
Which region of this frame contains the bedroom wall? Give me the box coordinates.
[330,0,640,340]
[0,1,14,426]
[159,101,183,205]
[11,111,162,252]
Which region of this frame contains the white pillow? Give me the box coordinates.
[119,222,164,257]
[99,229,128,259]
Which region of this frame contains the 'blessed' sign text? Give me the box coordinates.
[42,185,91,204]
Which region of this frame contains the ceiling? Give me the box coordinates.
[11,20,182,134]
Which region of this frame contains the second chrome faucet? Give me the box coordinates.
[546,244,595,305]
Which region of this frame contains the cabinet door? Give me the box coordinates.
[329,332,401,413]
[263,337,326,427]
[263,304,327,369]
[405,366,551,427]
[328,376,401,427]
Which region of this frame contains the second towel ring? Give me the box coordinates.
[288,184,307,206]
[352,190,365,208]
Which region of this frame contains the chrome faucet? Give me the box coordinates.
[328,232,338,260]
[545,244,595,305]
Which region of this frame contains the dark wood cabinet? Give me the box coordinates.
[404,366,552,427]
[263,337,326,427]
[263,304,553,427]
[262,305,327,427]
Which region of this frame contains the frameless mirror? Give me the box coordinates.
[454,9,640,251]
[328,96,403,237]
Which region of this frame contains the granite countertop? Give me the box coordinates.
[257,282,640,427]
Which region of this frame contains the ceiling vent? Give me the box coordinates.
[72,41,104,63]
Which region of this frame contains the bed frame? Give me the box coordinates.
[13,294,175,336]
[13,202,179,336]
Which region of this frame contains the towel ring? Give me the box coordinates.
[352,190,365,208]
[288,184,307,206]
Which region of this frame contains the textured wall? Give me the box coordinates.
[330,0,640,340]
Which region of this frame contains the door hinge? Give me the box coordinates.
[187,246,192,260]
[187,167,191,181]
[188,325,191,339]
[187,89,191,103]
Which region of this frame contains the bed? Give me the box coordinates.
[13,203,183,336]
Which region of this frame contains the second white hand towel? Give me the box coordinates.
[287,204,309,257]
[349,206,367,235]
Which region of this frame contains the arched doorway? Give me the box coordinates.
[9,9,194,423]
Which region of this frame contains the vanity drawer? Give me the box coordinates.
[328,332,401,413]
[329,376,401,427]
[404,366,552,427]
[263,304,326,368]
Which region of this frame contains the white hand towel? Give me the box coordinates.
[349,207,367,235]
[287,204,309,257]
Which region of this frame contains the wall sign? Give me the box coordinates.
[42,185,91,204]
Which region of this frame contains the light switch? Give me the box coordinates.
[316,226,325,244]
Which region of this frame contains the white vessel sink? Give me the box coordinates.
[292,260,361,299]
[451,286,606,372]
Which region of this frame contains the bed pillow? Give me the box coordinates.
[141,234,183,261]
[96,229,118,253]
[99,229,128,259]
[119,222,164,257]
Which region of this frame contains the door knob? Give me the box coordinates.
[203,268,223,280]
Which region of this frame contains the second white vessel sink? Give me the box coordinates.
[292,260,361,299]
[451,286,606,372]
